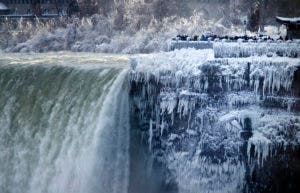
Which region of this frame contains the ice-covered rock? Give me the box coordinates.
[129,48,300,192]
[214,42,300,58]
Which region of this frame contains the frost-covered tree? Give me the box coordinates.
[113,0,126,30]
[151,0,180,19]
[247,0,260,32]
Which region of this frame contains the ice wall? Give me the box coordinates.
[130,48,300,192]
[214,42,300,58]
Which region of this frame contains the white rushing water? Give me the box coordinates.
[0,53,130,193]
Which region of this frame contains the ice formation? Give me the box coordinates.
[214,42,300,58]
[130,46,300,192]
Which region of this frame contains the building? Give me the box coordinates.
[1,0,69,15]
[276,17,300,39]
[0,2,10,15]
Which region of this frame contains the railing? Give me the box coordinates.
[0,13,67,20]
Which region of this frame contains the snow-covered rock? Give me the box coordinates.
[130,48,300,193]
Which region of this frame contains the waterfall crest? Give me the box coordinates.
[0,55,130,193]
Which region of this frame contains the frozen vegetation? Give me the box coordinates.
[1,0,296,54]
[1,13,241,53]
[1,0,255,54]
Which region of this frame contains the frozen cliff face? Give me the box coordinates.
[132,49,299,97]
[130,48,300,192]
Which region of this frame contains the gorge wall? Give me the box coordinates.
[129,46,300,193]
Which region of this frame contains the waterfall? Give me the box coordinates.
[0,54,130,193]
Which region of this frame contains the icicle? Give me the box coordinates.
[149,119,153,151]
[286,98,295,112]
[247,132,272,167]
[219,77,223,90]
[254,78,260,97]
[204,78,209,91]
[160,119,166,136]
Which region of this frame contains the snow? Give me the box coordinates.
[131,49,300,97]
[214,42,300,58]
[276,16,300,23]
[131,49,214,81]
[160,92,177,115]
[248,132,271,166]
[3,10,242,54]
[130,47,300,192]
[228,92,256,108]
[167,154,245,193]
[149,119,153,151]
[168,134,180,141]
[246,110,300,166]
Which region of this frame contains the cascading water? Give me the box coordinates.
[0,53,130,193]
